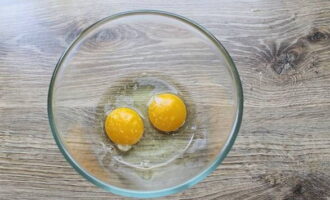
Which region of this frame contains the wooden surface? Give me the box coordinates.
[1,0,330,199]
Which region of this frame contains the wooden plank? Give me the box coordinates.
[0,0,329,199]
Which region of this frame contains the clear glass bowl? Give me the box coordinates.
[48,10,243,198]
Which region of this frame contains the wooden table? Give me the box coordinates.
[1,0,329,199]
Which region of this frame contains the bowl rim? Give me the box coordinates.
[47,9,243,198]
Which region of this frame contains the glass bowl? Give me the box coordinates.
[48,10,243,198]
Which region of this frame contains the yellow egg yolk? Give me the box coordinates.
[148,93,187,132]
[105,107,144,145]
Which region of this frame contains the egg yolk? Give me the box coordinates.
[105,107,144,145]
[148,93,187,132]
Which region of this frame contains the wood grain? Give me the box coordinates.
[1,0,330,199]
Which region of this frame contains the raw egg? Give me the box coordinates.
[148,93,187,132]
[105,107,144,146]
